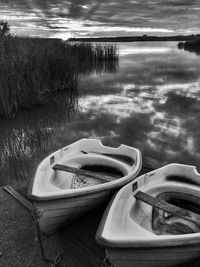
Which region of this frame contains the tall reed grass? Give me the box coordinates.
[0,124,53,184]
[0,36,119,184]
[67,42,119,74]
[0,89,79,185]
[0,36,118,117]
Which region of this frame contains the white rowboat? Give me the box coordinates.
[96,163,200,267]
[28,139,142,234]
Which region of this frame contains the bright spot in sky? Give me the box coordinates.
[0,0,199,38]
[51,32,73,40]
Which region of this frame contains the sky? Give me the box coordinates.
[1,0,200,40]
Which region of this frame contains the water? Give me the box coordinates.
[1,41,200,185]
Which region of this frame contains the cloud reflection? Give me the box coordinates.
[77,42,200,169]
[1,41,200,183]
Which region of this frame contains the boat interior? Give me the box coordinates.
[130,165,200,236]
[30,139,141,198]
[51,154,127,190]
[98,164,200,246]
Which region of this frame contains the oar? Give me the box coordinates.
[52,164,116,182]
[134,191,200,224]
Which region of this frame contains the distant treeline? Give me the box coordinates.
[69,34,200,42]
[0,35,118,117]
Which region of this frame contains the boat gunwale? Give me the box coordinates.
[27,159,142,201]
[96,238,200,249]
[27,139,142,201]
[96,163,200,249]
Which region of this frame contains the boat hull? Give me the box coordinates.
[96,163,200,267]
[36,190,111,234]
[105,245,200,267]
[28,139,142,234]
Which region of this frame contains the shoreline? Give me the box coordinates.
[68,35,200,43]
[0,181,105,267]
[1,167,200,267]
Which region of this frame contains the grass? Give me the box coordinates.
[65,42,119,74]
[0,89,80,185]
[0,36,118,184]
[0,123,53,184]
[0,35,118,117]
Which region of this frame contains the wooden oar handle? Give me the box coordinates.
[134,191,200,224]
[52,164,115,182]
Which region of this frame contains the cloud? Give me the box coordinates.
[0,0,200,38]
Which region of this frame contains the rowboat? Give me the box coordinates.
[27,138,142,234]
[96,163,200,267]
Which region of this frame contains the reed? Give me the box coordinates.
[0,36,76,116]
[68,42,119,74]
[0,88,80,185]
[0,36,118,117]
[178,38,200,55]
[0,122,55,184]
[0,36,119,184]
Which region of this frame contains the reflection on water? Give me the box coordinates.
[0,90,79,184]
[0,57,118,185]
[178,40,200,56]
[77,56,119,75]
[1,41,200,185]
[119,44,172,55]
[78,42,200,169]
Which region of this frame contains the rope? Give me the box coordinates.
[31,210,63,267]
[2,186,63,267]
[101,257,113,267]
[51,251,63,267]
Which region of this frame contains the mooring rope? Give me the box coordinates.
[101,257,114,267]
[3,186,63,267]
[32,210,63,267]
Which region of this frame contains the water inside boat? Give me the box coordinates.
[72,164,124,189]
[152,192,200,235]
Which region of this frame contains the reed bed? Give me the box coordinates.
[0,36,119,183]
[0,36,118,117]
[178,38,200,55]
[67,42,119,74]
[65,42,118,62]
[0,89,80,185]
[0,125,52,184]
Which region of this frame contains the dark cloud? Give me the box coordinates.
[1,0,200,37]
[163,0,197,7]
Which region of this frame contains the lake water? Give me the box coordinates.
[1,41,200,185]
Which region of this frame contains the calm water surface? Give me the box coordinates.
[1,41,200,184]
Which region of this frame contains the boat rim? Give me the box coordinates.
[96,163,200,248]
[27,141,142,201]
